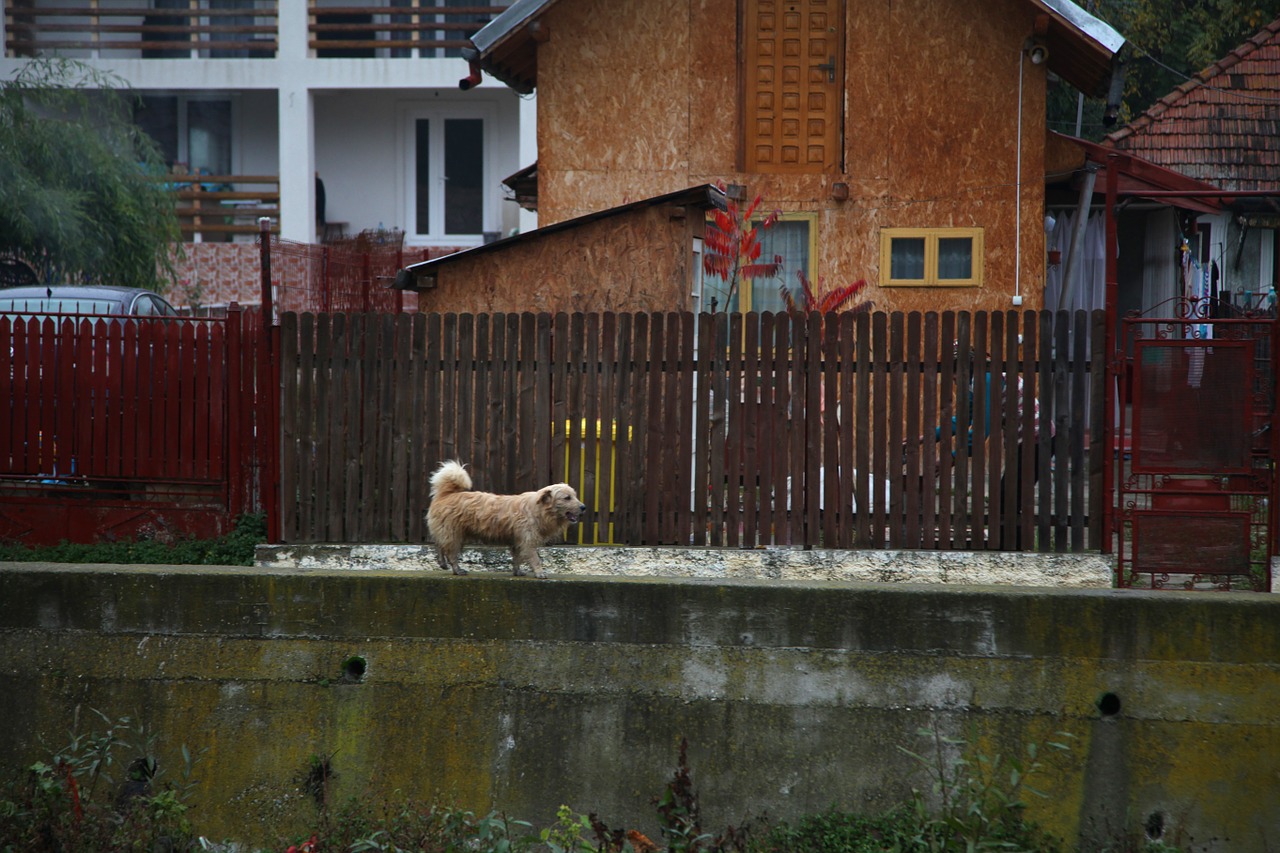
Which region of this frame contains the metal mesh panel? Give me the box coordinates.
[1133,511,1250,574]
[1132,340,1252,473]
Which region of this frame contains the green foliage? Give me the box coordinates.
[749,805,918,852]
[0,707,203,853]
[0,512,266,566]
[0,57,181,289]
[894,727,1073,852]
[288,795,533,853]
[537,804,596,853]
[1049,0,1280,139]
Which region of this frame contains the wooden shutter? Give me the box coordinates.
[744,0,844,173]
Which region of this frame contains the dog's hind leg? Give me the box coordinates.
[435,543,468,575]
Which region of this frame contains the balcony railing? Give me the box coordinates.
[5,3,279,58]
[166,174,280,242]
[307,3,508,57]
[4,2,510,59]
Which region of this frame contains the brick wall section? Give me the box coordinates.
[168,242,464,313]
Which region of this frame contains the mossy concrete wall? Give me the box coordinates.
[1,563,1278,851]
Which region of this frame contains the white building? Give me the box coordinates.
[1,1,535,305]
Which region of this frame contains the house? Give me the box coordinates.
[0,1,537,309]
[397,0,1127,315]
[1100,16,1280,319]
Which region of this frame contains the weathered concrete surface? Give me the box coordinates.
[1,563,1277,851]
[256,543,1114,587]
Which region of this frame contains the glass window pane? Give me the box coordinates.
[938,237,972,279]
[187,101,231,175]
[415,119,430,235]
[890,237,926,280]
[135,96,179,165]
[444,118,483,234]
[757,219,808,313]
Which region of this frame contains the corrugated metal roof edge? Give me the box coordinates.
[393,183,728,292]
[469,0,557,55]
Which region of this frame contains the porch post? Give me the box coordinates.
[1102,154,1121,554]
[276,2,315,243]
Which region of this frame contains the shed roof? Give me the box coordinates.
[466,0,1125,97]
[1103,17,1280,193]
[393,183,726,292]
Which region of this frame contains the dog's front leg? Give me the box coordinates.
[509,546,528,577]
[513,542,546,578]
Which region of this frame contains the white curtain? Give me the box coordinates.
[1044,209,1106,316]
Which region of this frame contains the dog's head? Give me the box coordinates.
[539,483,587,525]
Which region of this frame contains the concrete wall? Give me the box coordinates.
[1,563,1278,851]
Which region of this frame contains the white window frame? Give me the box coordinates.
[400,101,496,247]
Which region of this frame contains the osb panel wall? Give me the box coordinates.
[539,0,696,223]
[417,205,701,314]
[534,0,1051,313]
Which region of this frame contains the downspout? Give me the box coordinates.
[1015,48,1025,304]
[1056,162,1099,312]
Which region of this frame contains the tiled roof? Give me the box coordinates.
[1105,18,1280,192]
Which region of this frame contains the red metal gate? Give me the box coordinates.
[1115,296,1277,590]
[0,307,268,546]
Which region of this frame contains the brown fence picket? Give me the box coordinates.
[265,309,1114,553]
[887,312,905,548]
[724,313,742,547]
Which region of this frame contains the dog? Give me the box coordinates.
[426,460,586,578]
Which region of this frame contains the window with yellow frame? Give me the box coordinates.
[880,227,984,287]
[704,213,818,313]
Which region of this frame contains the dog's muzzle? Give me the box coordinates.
[566,503,586,524]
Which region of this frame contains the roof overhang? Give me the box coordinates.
[1048,131,1225,214]
[394,183,727,293]
[1025,0,1126,97]
[463,0,559,94]
[467,0,1124,98]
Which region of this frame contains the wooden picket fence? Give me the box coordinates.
[279,309,1106,551]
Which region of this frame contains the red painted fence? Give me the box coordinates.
[0,307,269,546]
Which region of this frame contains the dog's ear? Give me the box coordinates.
[539,488,552,504]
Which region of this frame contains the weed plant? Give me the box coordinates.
[2,714,1195,853]
[0,707,203,853]
[0,512,265,566]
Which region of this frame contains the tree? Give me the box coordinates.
[0,58,181,290]
[701,184,782,311]
[1049,0,1280,140]
[779,270,873,317]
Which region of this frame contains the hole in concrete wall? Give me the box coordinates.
[1145,811,1166,841]
[342,655,367,683]
[1097,692,1121,717]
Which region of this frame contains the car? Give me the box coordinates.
[0,284,180,318]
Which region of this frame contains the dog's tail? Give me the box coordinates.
[429,460,473,499]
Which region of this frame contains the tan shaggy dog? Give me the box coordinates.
[427,460,586,578]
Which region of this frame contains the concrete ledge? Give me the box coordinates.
[256,543,1113,587]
